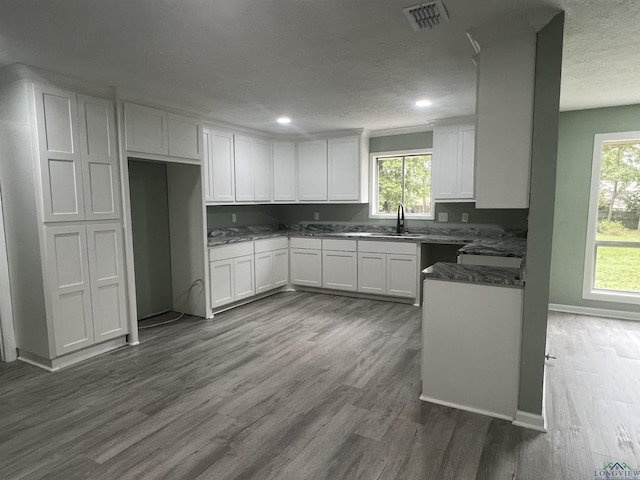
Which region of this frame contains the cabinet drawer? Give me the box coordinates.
[254,237,288,253]
[290,237,322,249]
[322,239,357,252]
[209,242,254,262]
[357,240,417,255]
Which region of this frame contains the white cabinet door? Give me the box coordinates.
[168,114,200,160]
[273,142,296,201]
[234,255,255,300]
[124,103,168,155]
[78,95,120,221]
[328,136,359,201]
[255,251,273,294]
[44,225,94,356]
[457,126,475,199]
[203,129,213,201]
[234,135,254,201]
[253,138,273,202]
[323,250,357,291]
[432,126,459,200]
[386,254,417,298]
[272,249,289,287]
[204,129,235,203]
[209,259,234,308]
[297,140,327,201]
[86,224,127,342]
[290,248,322,287]
[34,84,85,223]
[357,252,386,295]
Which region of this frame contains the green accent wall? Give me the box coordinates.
[519,13,564,416]
[129,160,173,319]
[369,131,433,152]
[207,204,280,229]
[549,104,640,314]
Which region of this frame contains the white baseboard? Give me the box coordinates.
[419,394,514,422]
[512,410,547,432]
[549,303,640,322]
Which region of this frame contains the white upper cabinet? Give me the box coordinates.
[253,138,272,202]
[234,135,273,202]
[298,140,328,201]
[124,103,168,155]
[273,141,296,202]
[78,95,120,220]
[34,85,121,222]
[432,124,475,201]
[328,136,361,201]
[168,114,200,160]
[475,30,536,209]
[34,84,85,222]
[203,128,235,203]
[234,135,254,201]
[124,102,201,161]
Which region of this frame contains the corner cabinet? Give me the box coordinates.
[432,125,475,202]
[0,80,129,370]
[234,135,273,202]
[123,102,201,161]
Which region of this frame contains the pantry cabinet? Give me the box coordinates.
[432,125,475,201]
[0,79,130,369]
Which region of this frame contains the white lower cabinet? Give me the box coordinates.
[322,239,357,291]
[254,238,289,294]
[290,238,322,287]
[209,242,255,308]
[357,241,418,299]
[209,238,288,311]
[44,223,127,356]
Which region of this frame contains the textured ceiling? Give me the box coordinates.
[0,0,637,134]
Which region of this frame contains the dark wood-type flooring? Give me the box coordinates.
[1,292,639,479]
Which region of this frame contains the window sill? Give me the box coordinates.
[369,213,434,221]
[583,289,640,306]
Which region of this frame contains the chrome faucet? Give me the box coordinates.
[396,203,406,234]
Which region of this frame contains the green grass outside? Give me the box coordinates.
[595,227,640,293]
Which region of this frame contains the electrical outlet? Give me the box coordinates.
[314,212,320,221]
[461,213,469,223]
[231,213,237,223]
[438,212,448,222]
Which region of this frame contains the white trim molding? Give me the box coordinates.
[0,185,17,362]
[513,410,547,432]
[419,395,515,422]
[549,303,640,322]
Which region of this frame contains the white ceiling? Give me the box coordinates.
[0,0,638,134]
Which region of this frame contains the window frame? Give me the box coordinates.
[369,148,434,220]
[582,131,640,305]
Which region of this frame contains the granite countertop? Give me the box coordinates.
[457,238,527,258]
[422,262,525,288]
[207,223,524,251]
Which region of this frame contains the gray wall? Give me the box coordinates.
[519,13,564,416]
[207,204,281,229]
[129,160,173,319]
[369,131,433,152]
[549,104,640,314]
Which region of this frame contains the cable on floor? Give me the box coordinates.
[137,278,204,329]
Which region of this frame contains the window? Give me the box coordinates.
[370,150,433,219]
[583,132,640,304]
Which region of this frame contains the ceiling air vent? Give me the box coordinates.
[403,0,449,31]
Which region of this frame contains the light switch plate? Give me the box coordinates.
[231,213,237,223]
[461,213,469,223]
[314,212,320,220]
[438,212,448,222]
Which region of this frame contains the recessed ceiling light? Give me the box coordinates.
[277,116,291,124]
[416,99,432,107]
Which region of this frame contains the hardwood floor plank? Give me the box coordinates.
[1,293,639,479]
